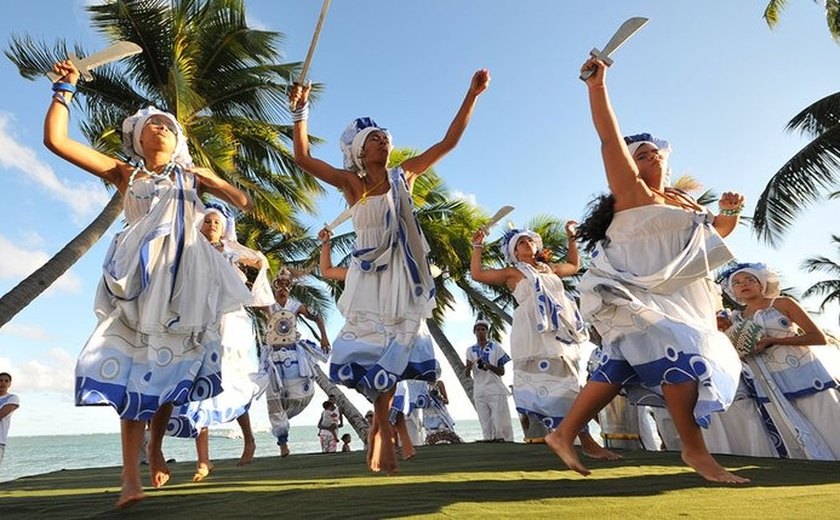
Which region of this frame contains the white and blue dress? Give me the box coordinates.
[329,167,440,400]
[510,263,590,429]
[75,169,251,420]
[581,205,741,428]
[167,242,273,437]
[261,300,328,445]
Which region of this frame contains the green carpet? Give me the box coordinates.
[1,443,838,519]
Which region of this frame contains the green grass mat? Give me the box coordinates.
[1,443,838,519]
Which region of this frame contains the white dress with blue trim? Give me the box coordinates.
[261,300,328,445]
[167,244,271,438]
[329,167,440,400]
[731,305,840,459]
[75,169,252,421]
[510,263,590,429]
[580,205,741,428]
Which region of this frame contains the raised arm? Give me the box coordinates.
[469,229,520,290]
[400,69,490,186]
[712,191,745,238]
[289,83,353,194]
[299,303,331,352]
[551,220,581,278]
[44,60,124,188]
[318,228,348,281]
[582,58,648,205]
[190,167,252,212]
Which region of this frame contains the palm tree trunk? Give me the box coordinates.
[426,318,475,407]
[0,191,123,328]
[466,288,513,325]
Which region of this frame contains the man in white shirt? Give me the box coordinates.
[465,319,513,441]
[0,372,20,468]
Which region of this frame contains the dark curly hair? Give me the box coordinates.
[576,193,616,253]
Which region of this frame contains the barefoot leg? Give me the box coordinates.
[370,390,398,473]
[148,404,172,488]
[579,431,622,460]
[193,428,214,482]
[393,412,416,460]
[236,412,256,466]
[116,419,146,509]
[546,381,622,476]
[662,381,750,484]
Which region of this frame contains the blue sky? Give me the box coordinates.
[1,1,839,437]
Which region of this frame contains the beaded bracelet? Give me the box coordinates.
[291,101,309,122]
[719,206,743,217]
[52,82,77,94]
[471,243,484,248]
[51,92,70,109]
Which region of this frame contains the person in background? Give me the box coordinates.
[0,372,20,469]
[465,319,513,442]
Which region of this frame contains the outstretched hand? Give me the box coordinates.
[469,69,491,97]
[289,82,312,111]
[472,228,487,245]
[564,220,578,239]
[580,57,607,88]
[718,191,745,212]
[51,59,80,85]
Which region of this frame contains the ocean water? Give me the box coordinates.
[0,419,487,484]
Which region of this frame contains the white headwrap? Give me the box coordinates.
[473,318,491,331]
[624,132,671,158]
[202,201,237,243]
[501,228,543,264]
[339,117,391,176]
[121,106,193,167]
[721,262,781,302]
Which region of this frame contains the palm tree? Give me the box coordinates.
[1,0,321,327]
[753,1,840,245]
[764,1,840,41]
[801,235,840,316]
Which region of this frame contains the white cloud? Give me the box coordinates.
[0,323,52,342]
[0,113,110,223]
[0,234,82,293]
[451,190,478,207]
[18,231,46,249]
[0,348,75,393]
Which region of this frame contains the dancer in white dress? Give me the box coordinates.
[290,70,490,473]
[261,268,331,457]
[169,203,273,480]
[471,222,619,460]
[721,263,840,460]
[545,57,749,484]
[46,60,253,507]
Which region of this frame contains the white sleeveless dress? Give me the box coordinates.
[580,205,741,428]
[75,169,251,420]
[329,168,439,400]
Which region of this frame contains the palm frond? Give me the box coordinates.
[752,125,840,245]
[763,0,789,28]
[785,92,840,139]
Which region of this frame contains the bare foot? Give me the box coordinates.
[370,426,398,474]
[279,443,290,458]
[682,451,750,484]
[545,430,591,476]
[148,450,171,488]
[401,443,416,461]
[580,434,623,461]
[238,438,256,466]
[116,475,145,509]
[192,462,214,482]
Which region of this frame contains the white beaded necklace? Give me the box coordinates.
[127,160,177,200]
